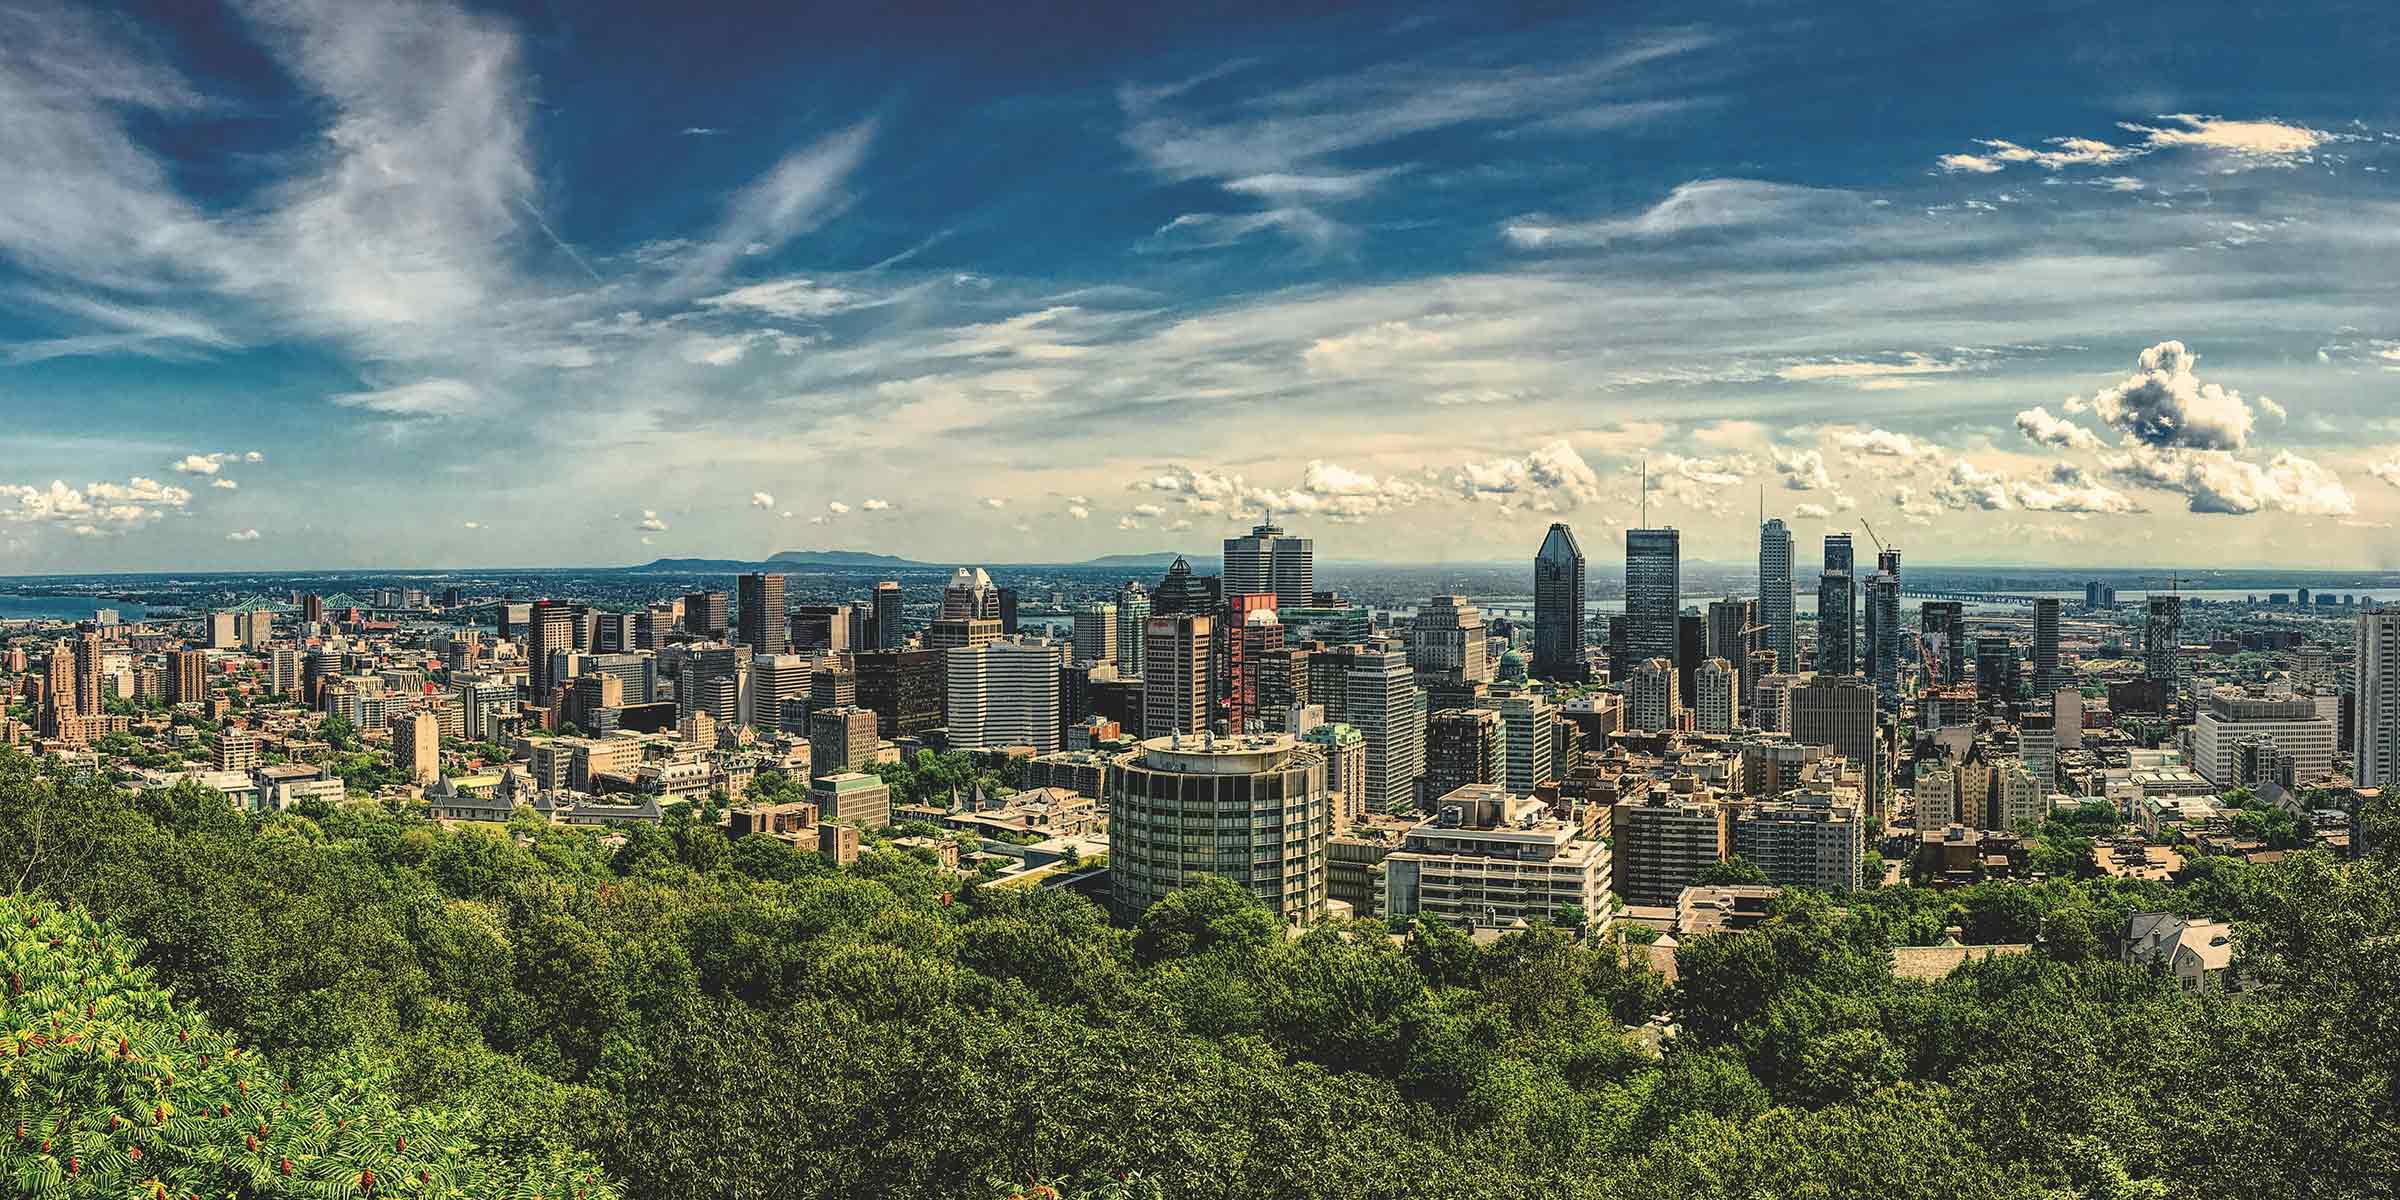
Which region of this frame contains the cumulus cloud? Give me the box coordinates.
[2014,405,2105,451]
[1067,505,1090,520]
[243,451,265,463]
[2257,396,2287,423]
[1793,502,1832,519]
[224,528,260,542]
[1773,447,1833,490]
[2104,445,2353,515]
[2373,459,2400,489]
[462,521,482,529]
[861,498,892,511]
[825,501,850,515]
[750,491,774,509]
[982,497,1006,509]
[171,453,229,475]
[1934,460,2015,511]
[2085,340,2260,451]
[0,477,193,531]
[1449,440,1606,512]
[211,478,238,490]
[636,510,668,531]
[2120,114,2331,163]
[1131,502,1167,518]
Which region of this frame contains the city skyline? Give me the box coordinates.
[7,2,2400,573]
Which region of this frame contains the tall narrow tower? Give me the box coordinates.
[1533,523,1589,682]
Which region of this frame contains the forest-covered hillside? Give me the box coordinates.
[0,749,2393,1199]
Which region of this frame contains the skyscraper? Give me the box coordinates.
[1624,527,1681,670]
[942,567,1001,620]
[1863,567,1900,707]
[1072,601,1118,665]
[2032,597,2063,694]
[1626,657,1678,731]
[2357,607,2400,788]
[1409,595,1490,690]
[1496,694,1556,792]
[1115,583,1150,674]
[1223,597,1284,734]
[1223,520,1315,610]
[1533,523,1588,682]
[1790,675,1882,821]
[1347,645,1426,814]
[1694,658,1737,733]
[736,573,787,656]
[945,638,1066,753]
[527,601,577,695]
[682,591,730,638]
[1759,518,1795,670]
[873,582,905,650]
[2144,595,2182,690]
[1142,614,1213,739]
[1920,602,1966,686]
[1818,534,1855,675]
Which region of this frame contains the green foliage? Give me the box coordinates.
[0,895,617,1199]
[0,746,2395,1200]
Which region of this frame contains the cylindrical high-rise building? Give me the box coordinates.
[1108,732,1330,924]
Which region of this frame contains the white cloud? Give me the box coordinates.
[2372,459,2400,489]
[329,378,480,419]
[211,478,238,490]
[1504,179,1855,248]
[2257,396,2288,423]
[1779,353,1965,390]
[672,120,877,285]
[1773,447,1834,490]
[636,509,668,531]
[2014,405,2104,451]
[1940,116,2330,177]
[982,497,1007,509]
[224,528,260,542]
[2105,445,2353,515]
[1834,429,1931,458]
[243,451,265,463]
[1936,153,2005,174]
[697,277,858,318]
[1793,503,1832,519]
[750,491,774,509]
[825,501,850,515]
[2086,340,2258,451]
[1067,505,1091,520]
[171,453,228,475]
[0,476,193,531]
[462,520,481,529]
[861,498,892,511]
[1131,502,1167,518]
[1449,440,1606,512]
[2120,114,2331,162]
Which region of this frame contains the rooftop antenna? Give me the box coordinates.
[1641,459,1650,529]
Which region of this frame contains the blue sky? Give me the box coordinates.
[5,0,2400,572]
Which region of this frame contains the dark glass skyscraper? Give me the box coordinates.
[736,572,787,656]
[1624,527,1681,673]
[2032,597,2062,693]
[1533,523,1588,681]
[1818,534,1856,675]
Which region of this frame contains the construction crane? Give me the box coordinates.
[1860,518,1890,559]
